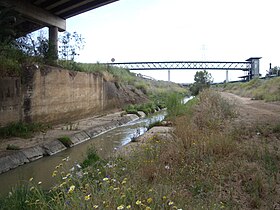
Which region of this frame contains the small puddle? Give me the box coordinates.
[0,111,166,196]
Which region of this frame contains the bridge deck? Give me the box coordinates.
[107,61,251,71]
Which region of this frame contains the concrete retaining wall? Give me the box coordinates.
[0,65,147,126]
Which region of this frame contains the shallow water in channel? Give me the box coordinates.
[0,111,166,196]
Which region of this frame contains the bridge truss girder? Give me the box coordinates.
[107,61,251,71]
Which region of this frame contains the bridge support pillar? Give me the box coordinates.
[49,26,58,60]
[226,70,229,83]
[168,70,170,82]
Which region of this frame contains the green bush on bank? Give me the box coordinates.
[57,136,73,148]
[81,147,104,169]
[124,99,167,116]
[0,122,48,139]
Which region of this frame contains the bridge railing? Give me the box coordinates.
[106,61,251,71]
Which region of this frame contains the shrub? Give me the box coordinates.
[165,92,186,118]
[0,122,47,139]
[57,136,73,148]
[81,147,104,168]
[147,121,164,130]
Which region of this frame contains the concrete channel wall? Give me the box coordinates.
[0,113,140,174]
[0,65,147,126]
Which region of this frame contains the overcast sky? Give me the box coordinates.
[65,0,280,83]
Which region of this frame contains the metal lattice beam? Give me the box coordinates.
[106,61,251,71]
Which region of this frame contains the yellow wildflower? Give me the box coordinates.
[136,200,142,205]
[93,205,98,208]
[103,177,109,182]
[126,205,131,209]
[68,185,75,193]
[84,194,91,201]
[117,204,124,210]
[168,201,174,206]
[145,207,151,210]
[52,170,58,177]
[147,198,153,203]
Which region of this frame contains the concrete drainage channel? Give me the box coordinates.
[0,114,140,174]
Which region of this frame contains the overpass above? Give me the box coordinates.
[0,0,119,56]
[0,0,119,34]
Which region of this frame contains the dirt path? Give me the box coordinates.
[220,92,280,126]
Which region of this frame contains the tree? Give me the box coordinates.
[58,32,85,60]
[16,31,49,57]
[268,66,280,77]
[190,70,213,95]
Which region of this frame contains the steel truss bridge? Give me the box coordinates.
[105,57,261,82]
[107,61,251,71]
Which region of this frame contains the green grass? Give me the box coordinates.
[58,61,189,99]
[147,121,165,130]
[219,77,280,102]
[124,102,161,116]
[0,43,28,76]
[0,122,48,139]
[57,136,73,148]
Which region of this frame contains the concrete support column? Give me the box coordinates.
[226,70,229,83]
[49,26,58,60]
[168,70,170,82]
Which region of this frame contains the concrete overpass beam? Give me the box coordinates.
[1,0,66,31]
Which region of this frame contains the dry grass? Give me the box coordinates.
[2,90,279,209]
[167,90,280,209]
[113,89,280,208]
